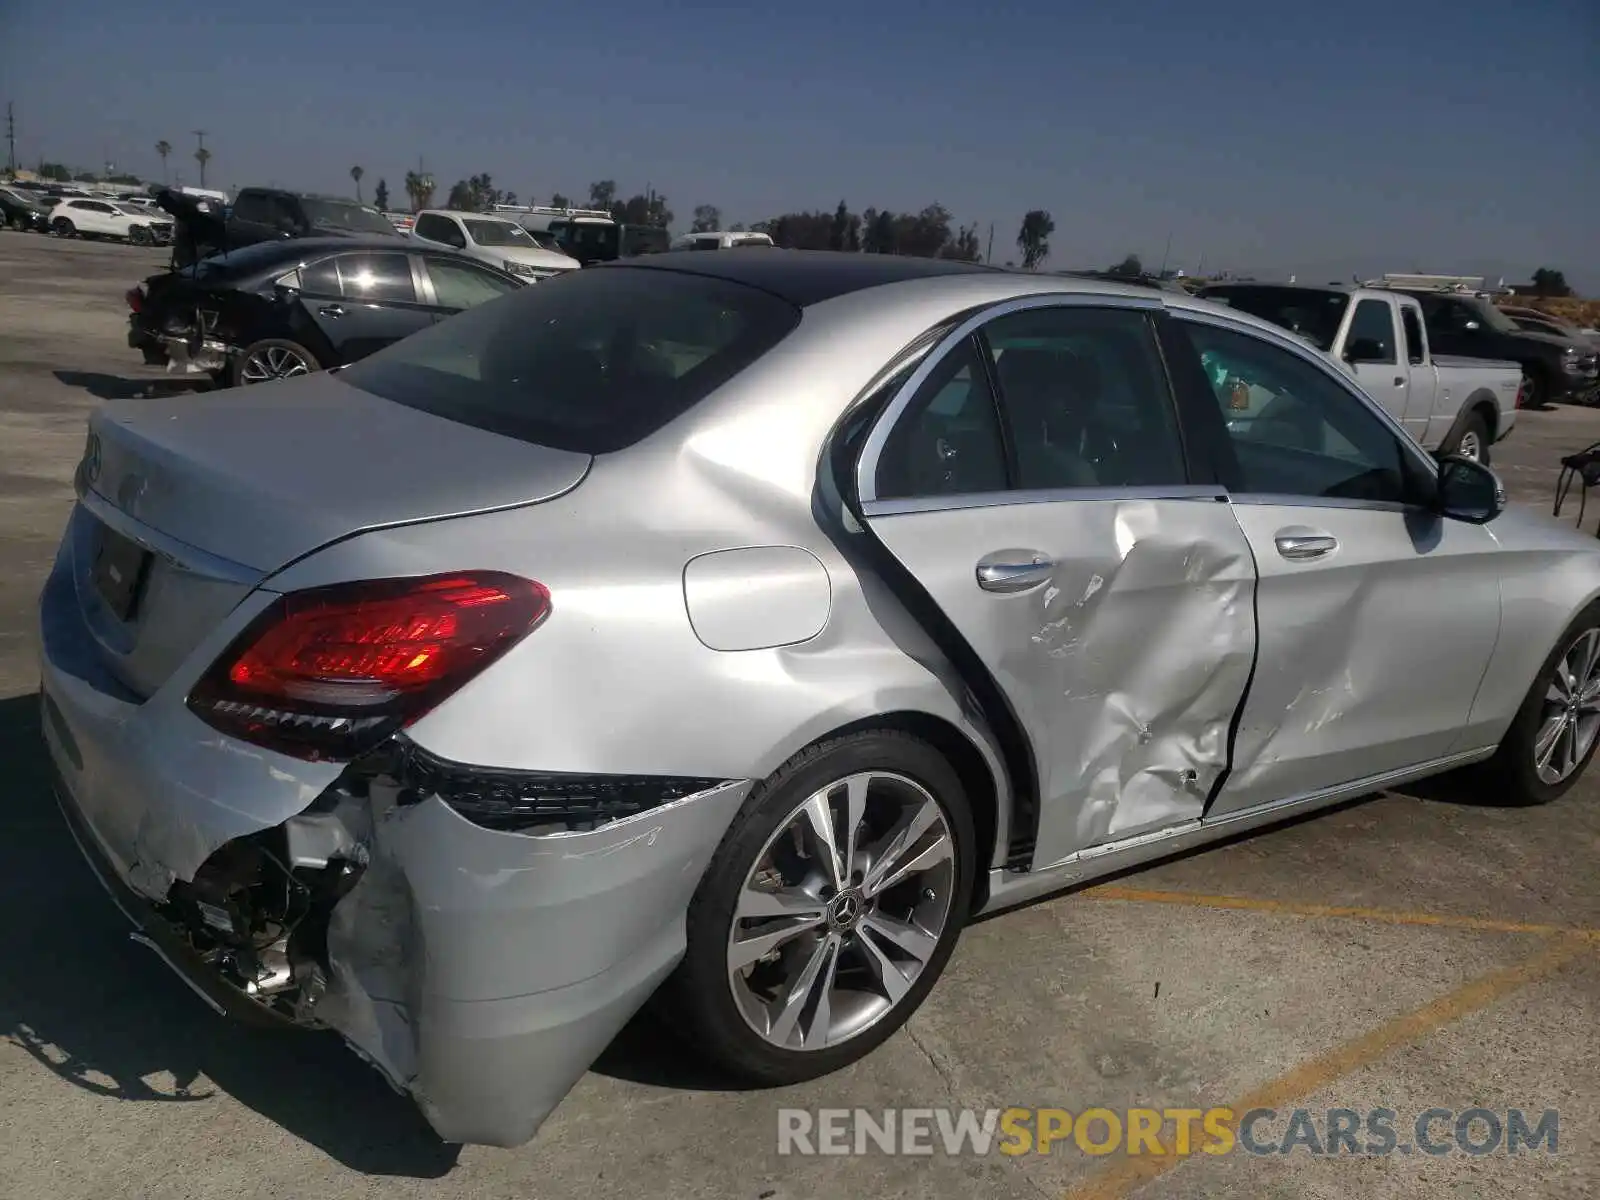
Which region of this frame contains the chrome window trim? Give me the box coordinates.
[855,292,1165,506]
[862,484,1225,519]
[1171,309,1442,484]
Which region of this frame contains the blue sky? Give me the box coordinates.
[3,0,1597,288]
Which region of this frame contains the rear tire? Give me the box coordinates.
[1440,410,1491,465]
[1519,369,1546,409]
[1473,600,1600,806]
[231,338,320,387]
[52,217,75,238]
[661,730,975,1086]
[130,226,151,246]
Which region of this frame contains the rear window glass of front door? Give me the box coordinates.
[335,253,416,302]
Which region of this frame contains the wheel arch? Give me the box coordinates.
[802,710,1003,913]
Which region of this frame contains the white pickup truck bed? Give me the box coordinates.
[1197,284,1521,461]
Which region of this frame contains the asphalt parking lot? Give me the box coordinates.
[0,232,1596,1200]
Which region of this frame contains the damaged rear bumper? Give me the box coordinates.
[39,567,750,1146]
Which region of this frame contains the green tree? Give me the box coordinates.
[37,162,71,182]
[155,140,172,184]
[942,223,982,262]
[446,180,473,210]
[1109,254,1143,276]
[374,178,390,211]
[503,190,518,207]
[870,208,896,254]
[614,193,673,227]
[1531,267,1572,298]
[587,180,616,210]
[1017,209,1055,270]
[194,146,212,187]
[550,191,570,209]
[830,200,864,251]
[404,170,435,212]
[691,204,721,233]
[891,204,953,258]
[349,164,364,202]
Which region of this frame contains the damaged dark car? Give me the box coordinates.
[126,237,524,386]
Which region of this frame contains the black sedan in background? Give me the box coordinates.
[127,237,524,386]
[0,185,52,232]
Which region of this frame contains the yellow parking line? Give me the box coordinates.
[1059,934,1591,1200]
[1081,885,1600,940]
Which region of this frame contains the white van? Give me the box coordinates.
[410,209,579,280]
[670,231,776,251]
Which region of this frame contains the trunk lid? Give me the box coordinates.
[76,372,591,695]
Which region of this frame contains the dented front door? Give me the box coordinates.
[856,302,1258,870]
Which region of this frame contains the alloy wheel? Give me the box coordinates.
[239,345,313,384]
[726,771,956,1051]
[1535,628,1600,785]
[1455,430,1483,462]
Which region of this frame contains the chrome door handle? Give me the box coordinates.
[976,551,1055,593]
[1275,532,1338,561]
[318,305,346,318]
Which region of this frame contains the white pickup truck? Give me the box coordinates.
[1197,283,1521,463]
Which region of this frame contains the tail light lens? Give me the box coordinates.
[187,572,550,762]
[126,287,144,314]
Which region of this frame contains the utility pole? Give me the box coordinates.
[5,103,15,175]
[193,129,208,187]
[986,222,995,265]
[1157,231,1173,279]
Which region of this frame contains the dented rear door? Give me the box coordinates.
[856,301,1259,869]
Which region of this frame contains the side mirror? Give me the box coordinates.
[1435,456,1504,524]
[1343,337,1388,364]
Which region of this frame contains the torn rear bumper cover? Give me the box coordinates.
[40,651,750,1146]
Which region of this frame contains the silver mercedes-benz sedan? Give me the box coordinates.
[39,251,1600,1146]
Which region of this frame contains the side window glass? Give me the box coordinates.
[1401,307,1425,365]
[426,257,520,311]
[875,336,1008,500]
[336,253,417,303]
[1346,300,1396,364]
[982,306,1187,490]
[232,192,269,223]
[1182,321,1421,504]
[299,257,340,296]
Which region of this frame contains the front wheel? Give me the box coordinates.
[232,338,319,386]
[129,225,151,246]
[1520,369,1546,409]
[52,217,75,238]
[1475,601,1600,806]
[663,731,975,1084]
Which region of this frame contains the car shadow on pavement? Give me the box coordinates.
[0,691,461,1178]
[52,370,214,401]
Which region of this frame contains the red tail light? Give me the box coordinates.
[126,287,143,314]
[187,572,550,761]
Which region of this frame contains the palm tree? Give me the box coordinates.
[1017,209,1055,271]
[404,169,435,213]
[155,140,172,184]
[350,164,364,203]
[194,146,212,188]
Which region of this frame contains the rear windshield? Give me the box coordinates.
[301,199,399,236]
[180,239,303,279]
[337,267,802,454]
[1199,286,1350,352]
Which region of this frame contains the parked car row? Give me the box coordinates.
[1,185,174,244]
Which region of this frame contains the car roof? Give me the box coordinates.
[601,248,1002,307]
[416,209,515,223]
